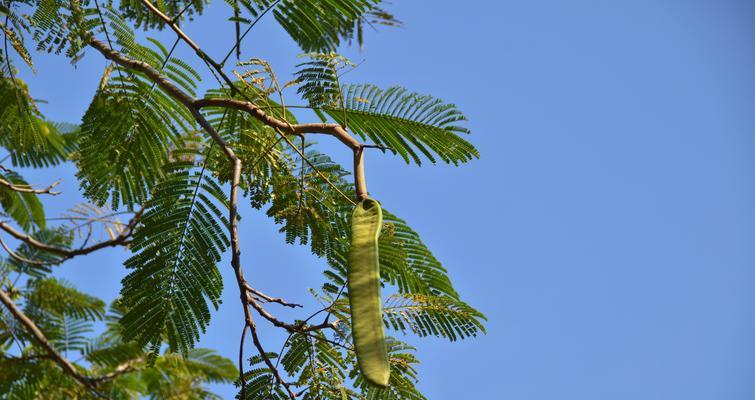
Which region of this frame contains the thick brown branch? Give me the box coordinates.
[193,98,359,148]
[229,158,295,399]
[195,98,368,199]
[0,289,97,391]
[90,39,237,163]
[90,39,195,106]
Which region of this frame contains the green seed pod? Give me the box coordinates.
[348,197,390,387]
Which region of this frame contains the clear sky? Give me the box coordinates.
[13,0,755,398]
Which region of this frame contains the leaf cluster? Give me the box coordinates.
[0,235,236,399]
[0,1,486,398]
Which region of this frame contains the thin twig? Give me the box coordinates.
[139,0,238,93]
[0,176,61,195]
[246,310,297,398]
[0,208,142,262]
[276,129,356,206]
[245,283,302,308]
[361,143,393,152]
[221,0,282,66]
[147,36,181,92]
[323,280,349,324]
[305,332,352,352]
[92,0,130,101]
[172,1,195,22]
[233,0,241,60]
[298,134,305,210]
[47,211,133,222]
[247,295,335,333]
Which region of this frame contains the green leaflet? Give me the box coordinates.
[348,197,389,387]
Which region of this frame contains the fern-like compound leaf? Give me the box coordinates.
[383,293,486,341]
[24,278,106,322]
[76,22,199,209]
[238,0,396,52]
[321,84,479,165]
[0,77,72,167]
[119,160,229,355]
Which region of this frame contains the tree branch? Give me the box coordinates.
[0,289,98,392]
[0,175,61,195]
[245,283,302,308]
[89,357,145,383]
[193,99,360,148]
[195,98,368,199]
[229,157,296,399]
[0,208,141,263]
[247,294,336,333]
[139,0,238,91]
[0,299,143,387]
[0,236,50,265]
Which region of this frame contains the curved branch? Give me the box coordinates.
[0,209,141,262]
[138,0,237,90]
[0,176,61,195]
[247,295,336,333]
[195,98,368,200]
[193,98,360,149]
[245,283,302,308]
[0,236,51,265]
[0,292,143,391]
[0,290,99,393]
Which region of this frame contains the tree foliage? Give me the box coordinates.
[0,0,485,398]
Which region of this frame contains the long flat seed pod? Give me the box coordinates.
[348,197,390,387]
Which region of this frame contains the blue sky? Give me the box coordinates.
[12,0,755,398]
